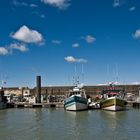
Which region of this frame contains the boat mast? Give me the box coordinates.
[72,64,80,86]
[0,73,7,88]
[107,64,110,84]
[81,63,84,84]
[115,63,119,84]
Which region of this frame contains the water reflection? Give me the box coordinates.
[0,109,7,121]
[64,111,91,140]
[66,110,88,119]
[98,110,129,139]
[32,108,43,122]
[0,108,140,140]
[100,110,127,128]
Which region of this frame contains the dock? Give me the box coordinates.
[14,102,64,108]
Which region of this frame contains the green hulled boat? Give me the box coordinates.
[100,84,127,111]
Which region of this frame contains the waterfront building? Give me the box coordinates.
[2,84,140,102]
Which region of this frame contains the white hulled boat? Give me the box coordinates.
[64,86,88,111]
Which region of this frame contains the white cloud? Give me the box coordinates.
[52,40,61,44]
[129,6,136,11]
[11,25,44,44]
[0,47,9,55]
[84,35,96,43]
[65,56,75,63]
[41,0,70,9]
[133,29,140,39]
[13,1,38,8]
[10,43,28,52]
[72,43,80,48]
[0,43,29,55]
[31,12,46,19]
[30,4,38,8]
[113,0,126,8]
[64,56,87,63]
[12,0,28,7]
[113,0,120,7]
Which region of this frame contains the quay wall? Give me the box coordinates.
[3,84,140,99]
[32,84,140,99]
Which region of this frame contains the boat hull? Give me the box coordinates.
[100,97,126,111]
[64,95,88,111]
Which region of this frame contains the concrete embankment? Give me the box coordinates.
[14,102,64,108]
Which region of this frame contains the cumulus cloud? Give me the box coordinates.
[41,0,70,9]
[64,56,87,63]
[0,47,9,55]
[133,29,140,39]
[52,40,61,44]
[10,43,28,52]
[0,43,29,55]
[72,43,80,48]
[11,25,44,44]
[84,35,96,43]
[129,6,136,11]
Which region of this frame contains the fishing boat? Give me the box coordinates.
[100,84,127,111]
[64,86,88,111]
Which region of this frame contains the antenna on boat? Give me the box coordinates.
[107,64,110,84]
[0,73,2,87]
[1,73,7,87]
[115,63,119,84]
[81,63,84,84]
[73,64,80,86]
[74,63,77,77]
[73,64,77,86]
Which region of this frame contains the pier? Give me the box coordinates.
[14,102,64,108]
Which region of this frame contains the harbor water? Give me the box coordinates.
[0,108,140,140]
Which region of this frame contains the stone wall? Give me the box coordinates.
[4,84,140,99]
[32,84,140,99]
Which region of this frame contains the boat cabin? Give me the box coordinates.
[69,87,86,98]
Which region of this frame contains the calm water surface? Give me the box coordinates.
[0,108,140,140]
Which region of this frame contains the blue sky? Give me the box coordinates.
[0,0,140,87]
